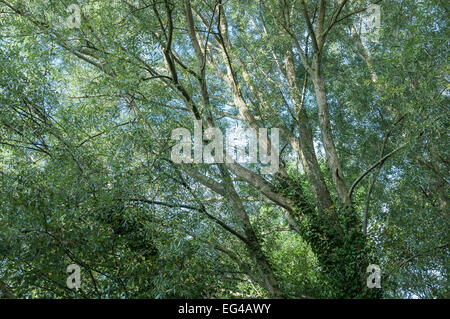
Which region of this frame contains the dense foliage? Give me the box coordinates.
[0,0,448,298]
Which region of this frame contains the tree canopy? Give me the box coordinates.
[0,0,448,299]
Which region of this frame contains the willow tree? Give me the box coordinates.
[0,0,447,298]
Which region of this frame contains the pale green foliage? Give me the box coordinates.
[0,0,448,298]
